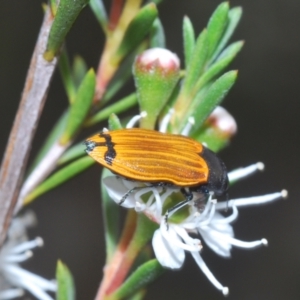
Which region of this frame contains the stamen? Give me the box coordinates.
[160,188,178,203]
[190,252,229,296]
[15,278,55,300]
[202,196,215,215]
[151,188,164,217]
[159,108,174,133]
[228,162,265,183]
[12,237,43,254]
[218,234,268,249]
[215,191,286,210]
[134,186,151,202]
[126,111,147,128]
[197,199,217,225]
[181,117,195,136]
[5,251,33,263]
[161,224,201,252]
[4,265,57,291]
[135,201,146,212]
[0,288,24,299]
[215,205,239,224]
[174,226,202,250]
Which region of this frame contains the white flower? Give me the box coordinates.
[103,163,287,295]
[0,212,56,300]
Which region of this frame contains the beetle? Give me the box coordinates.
[84,128,229,212]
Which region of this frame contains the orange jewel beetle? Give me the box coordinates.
[84,128,229,208]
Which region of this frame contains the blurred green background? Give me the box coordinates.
[0,1,299,299]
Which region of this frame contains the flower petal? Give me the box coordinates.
[103,176,138,208]
[190,251,229,296]
[152,228,185,269]
[198,212,234,257]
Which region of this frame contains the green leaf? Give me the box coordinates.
[59,50,77,104]
[60,69,95,145]
[189,70,237,131]
[50,0,58,14]
[27,111,69,175]
[112,259,164,299]
[150,18,166,48]
[89,0,108,34]
[44,0,89,61]
[85,93,138,127]
[72,55,88,89]
[146,0,163,4]
[206,2,229,62]
[58,142,85,165]
[181,29,207,96]
[194,41,243,92]
[211,6,243,62]
[215,40,244,62]
[24,156,94,205]
[192,125,230,152]
[183,16,195,67]
[127,290,146,300]
[101,169,120,261]
[108,113,123,130]
[56,260,75,300]
[114,3,158,62]
[102,48,143,106]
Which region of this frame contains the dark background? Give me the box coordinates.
[1,1,300,299]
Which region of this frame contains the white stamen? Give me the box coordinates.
[198,202,216,226]
[0,214,56,300]
[151,188,164,217]
[216,191,285,210]
[196,199,217,224]
[191,251,229,295]
[228,162,265,183]
[5,251,33,263]
[0,289,24,299]
[126,111,147,128]
[159,108,174,133]
[174,226,202,247]
[135,201,146,212]
[12,237,43,254]
[13,278,55,300]
[212,230,268,249]
[3,265,57,291]
[102,127,109,132]
[281,189,288,198]
[161,225,201,252]
[181,117,195,136]
[214,205,239,224]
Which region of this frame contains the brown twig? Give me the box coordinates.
[0,7,57,247]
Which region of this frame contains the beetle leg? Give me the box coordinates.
[119,186,144,205]
[164,188,194,229]
[119,184,162,205]
[119,182,168,205]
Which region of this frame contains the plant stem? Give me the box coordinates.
[0,7,57,246]
[95,210,137,300]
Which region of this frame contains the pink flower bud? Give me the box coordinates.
[206,106,237,137]
[133,48,181,129]
[135,48,180,74]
